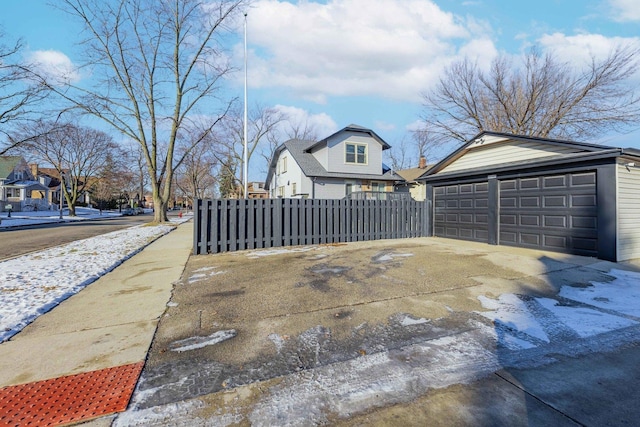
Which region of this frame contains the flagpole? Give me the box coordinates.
[243,12,248,199]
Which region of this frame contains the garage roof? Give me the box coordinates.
[419,131,640,181]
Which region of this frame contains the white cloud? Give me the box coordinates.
[405,119,426,132]
[374,120,396,132]
[272,104,338,136]
[28,50,81,85]
[608,0,640,22]
[537,32,640,66]
[244,0,495,103]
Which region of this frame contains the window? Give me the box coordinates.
[292,182,297,195]
[345,143,367,164]
[345,183,353,196]
[371,182,385,192]
[277,186,285,197]
[281,156,288,173]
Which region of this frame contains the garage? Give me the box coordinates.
[422,132,640,262]
[433,181,489,243]
[499,172,598,257]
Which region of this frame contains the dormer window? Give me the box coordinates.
[345,143,367,164]
[14,171,23,180]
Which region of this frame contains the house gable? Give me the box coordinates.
[0,156,32,182]
[315,128,388,175]
[428,132,613,176]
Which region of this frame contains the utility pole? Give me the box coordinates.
[243,11,249,199]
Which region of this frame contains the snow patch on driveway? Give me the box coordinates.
[536,298,637,337]
[477,294,549,343]
[559,269,640,318]
[170,330,237,352]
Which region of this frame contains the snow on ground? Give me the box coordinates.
[169,330,237,353]
[0,206,122,228]
[477,271,640,349]
[559,269,640,318]
[477,293,550,343]
[0,209,191,343]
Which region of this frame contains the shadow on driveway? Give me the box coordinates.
[122,238,640,426]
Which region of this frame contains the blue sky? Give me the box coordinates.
[2,0,640,177]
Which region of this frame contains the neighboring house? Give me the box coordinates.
[265,124,403,199]
[228,182,270,199]
[419,131,640,262]
[34,166,93,207]
[0,156,50,212]
[247,182,269,199]
[395,156,432,201]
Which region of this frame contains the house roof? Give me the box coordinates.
[421,131,640,180]
[265,125,402,187]
[5,180,50,192]
[265,139,402,187]
[303,124,391,153]
[0,156,23,180]
[395,165,433,182]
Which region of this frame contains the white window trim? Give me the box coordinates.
[345,142,368,165]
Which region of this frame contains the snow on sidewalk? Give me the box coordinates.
[0,221,180,343]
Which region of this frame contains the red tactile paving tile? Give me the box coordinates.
[0,362,144,427]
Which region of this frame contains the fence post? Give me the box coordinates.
[193,198,201,254]
[274,198,283,247]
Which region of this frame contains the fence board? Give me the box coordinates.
[193,198,428,254]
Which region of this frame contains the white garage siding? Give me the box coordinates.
[441,141,579,173]
[617,162,640,261]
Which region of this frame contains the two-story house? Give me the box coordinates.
[0,156,50,212]
[265,125,402,199]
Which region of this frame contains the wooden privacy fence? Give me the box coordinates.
[193,198,429,255]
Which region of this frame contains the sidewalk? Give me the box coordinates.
[0,222,193,426]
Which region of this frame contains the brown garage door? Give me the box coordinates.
[499,172,598,256]
[434,182,489,243]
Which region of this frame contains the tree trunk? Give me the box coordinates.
[152,194,168,223]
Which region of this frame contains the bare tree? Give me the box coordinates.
[422,45,640,145]
[386,136,411,171]
[125,142,150,208]
[92,149,133,213]
[175,132,218,201]
[262,115,320,173]
[387,124,444,170]
[46,0,245,222]
[0,29,51,154]
[16,121,117,216]
[283,119,319,142]
[215,103,286,196]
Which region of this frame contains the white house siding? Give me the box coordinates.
[409,183,426,201]
[314,144,329,171]
[279,151,306,198]
[441,141,581,173]
[324,132,382,175]
[616,162,640,261]
[313,178,353,199]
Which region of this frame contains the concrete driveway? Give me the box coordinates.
[116,237,640,426]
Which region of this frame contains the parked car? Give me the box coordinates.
[122,207,136,216]
[135,207,145,215]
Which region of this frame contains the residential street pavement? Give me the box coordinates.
[113,233,640,426]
